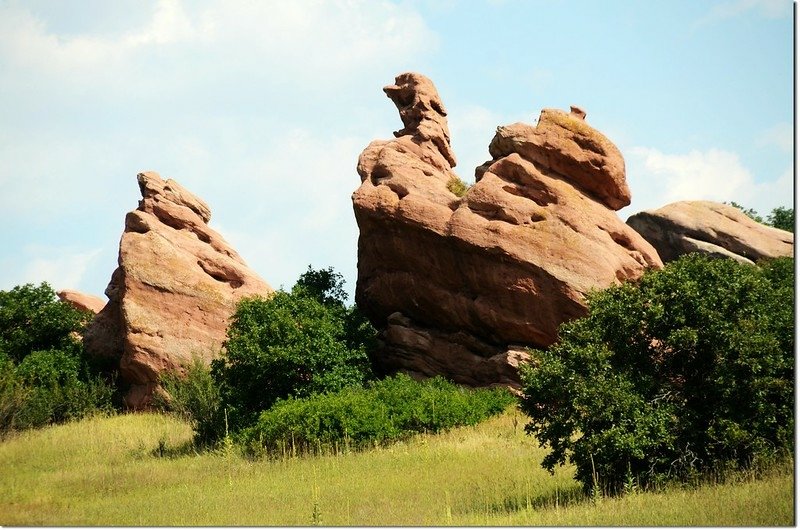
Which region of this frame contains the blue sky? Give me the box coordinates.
[0,0,794,301]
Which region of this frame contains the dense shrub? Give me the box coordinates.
[519,254,794,493]
[13,349,113,428]
[154,357,223,446]
[0,283,115,434]
[210,267,375,436]
[240,373,515,455]
[0,282,89,363]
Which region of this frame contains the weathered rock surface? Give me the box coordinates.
[84,171,272,408]
[353,72,662,389]
[627,201,794,264]
[57,289,106,314]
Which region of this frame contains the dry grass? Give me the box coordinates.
[0,410,793,526]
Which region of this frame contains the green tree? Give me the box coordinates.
[0,283,89,363]
[726,201,763,224]
[0,283,115,433]
[210,268,375,434]
[767,206,794,232]
[519,255,794,493]
[294,265,348,307]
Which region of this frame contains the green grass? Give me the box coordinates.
[0,410,793,526]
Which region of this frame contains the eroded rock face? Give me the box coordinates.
[627,201,794,264]
[84,171,272,408]
[57,289,106,314]
[353,72,662,389]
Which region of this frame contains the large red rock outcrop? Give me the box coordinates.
[353,72,662,388]
[84,171,272,408]
[627,201,794,264]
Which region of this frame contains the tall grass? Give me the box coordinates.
[0,410,793,526]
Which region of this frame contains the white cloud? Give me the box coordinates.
[202,128,370,299]
[623,146,793,219]
[17,247,103,292]
[0,0,437,298]
[696,0,791,26]
[757,122,793,153]
[0,0,437,91]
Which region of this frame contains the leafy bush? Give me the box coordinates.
[154,357,223,446]
[0,352,28,432]
[0,283,115,434]
[240,373,515,455]
[210,267,375,436]
[0,282,89,363]
[0,348,113,432]
[447,176,470,197]
[519,254,794,493]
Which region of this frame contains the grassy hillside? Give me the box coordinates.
[0,410,793,526]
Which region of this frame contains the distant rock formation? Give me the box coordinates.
[352,72,662,389]
[57,289,106,314]
[627,201,794,264]
[84,171,272,408]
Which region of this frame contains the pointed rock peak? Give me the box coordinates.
[85,170,272,409]
[137,171,211,223]
[383,72,457,169]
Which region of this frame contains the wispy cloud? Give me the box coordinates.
[623,146,793,219]
[696,0,791,26]
[756,122,793,153]
[15,247,103,291]
[0,0,437,90]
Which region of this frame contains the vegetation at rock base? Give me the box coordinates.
[208,267,375,438]
[0,283,115,434]
[154,356,222,446]
[160,266,513,451]
[0,411,792,526]
[240,373,514,455]
[0,261,794,525]
[519,254,794,493]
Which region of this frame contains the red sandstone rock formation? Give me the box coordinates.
[627,200,794,264]
[57,289,106,315]
[84,171,272,408]
[353,72,662,388]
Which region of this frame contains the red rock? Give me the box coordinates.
[627,200,794,264]
[487,109,631,210]
[353,72,662,389]
[57,289,106,314]
[84,171,272,408]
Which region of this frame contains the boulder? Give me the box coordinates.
[352,72,662,389]
[57,289,106,314]
[84,171,272,408]
[627,201,794,264]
